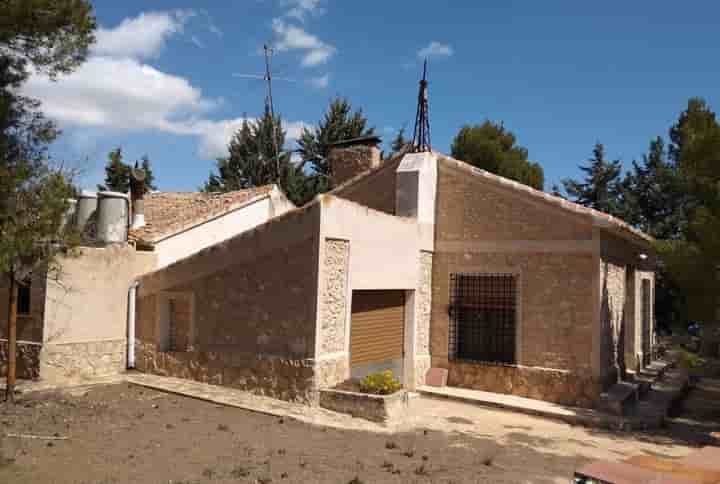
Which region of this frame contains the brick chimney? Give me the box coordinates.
[328,135,382,186]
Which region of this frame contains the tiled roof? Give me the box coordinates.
[438,154,654,245]
[129,186,273,245]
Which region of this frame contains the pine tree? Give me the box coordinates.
[390,127,409,155]
[450,121,545,190]
[204,107,310,205]
[296,97,375,194]
[98,148,157,193]
[562,143,623,216]
[658,98,720,347]
[1,0,96,402]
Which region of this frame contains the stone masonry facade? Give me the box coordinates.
[447,361,602,408]
[314,238,351,390]
[431,159,606,408]
[39,340,127,382]
[600,260,626,383]
[135,341,315,404]
[319,239,349,355]
[0,340,41,379]
[135,204,322,404]
[414,251,433,388]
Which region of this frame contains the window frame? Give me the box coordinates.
[17,281,31,316]
[448,272,520,365]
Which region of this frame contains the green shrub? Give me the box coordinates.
[358,370,402,395]
[677,348,704,370]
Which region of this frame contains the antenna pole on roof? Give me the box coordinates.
[263,43,281,183]
[412,59,431,153]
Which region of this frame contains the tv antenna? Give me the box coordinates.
[232,44,296,182]
[412,59,431,153]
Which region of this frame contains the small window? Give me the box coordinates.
[448,273,517,364]
[17,282,31,316]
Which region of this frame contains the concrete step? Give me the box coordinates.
[417,385,626,429]
[599,381,639,416]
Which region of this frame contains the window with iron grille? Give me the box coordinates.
[18,281,31,316]
[448,273,517,364]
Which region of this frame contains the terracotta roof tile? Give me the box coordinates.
[129,186,273,245]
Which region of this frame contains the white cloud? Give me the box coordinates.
[93,11,193,60]
[23,56,305,160]
[309,73,329,88]
[284,0,324,22]
[24,56,214,130]
[417,41,454,59]
[272,19,336,66]
[24,11,306,161]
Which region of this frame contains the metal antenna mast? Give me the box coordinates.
[262,44,281,183]
[412,59,431,153]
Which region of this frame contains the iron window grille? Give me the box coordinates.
[448,273,517,364]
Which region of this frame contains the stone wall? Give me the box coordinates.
[431,251,596,374]
[318,239,349,355]
[135,203,321,403]
[414,251,433,387]
[39,339,126,382]
[135,342,315,404]
[0,340,41,380]
[430,158,602,406]
[0,270,48,343]
[600,232,656,375]
[435,158,593,242]
[446,361,602,408]
[600,260,626,383]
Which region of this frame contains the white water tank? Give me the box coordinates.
[76,190,98,233]
[96,191,129,244]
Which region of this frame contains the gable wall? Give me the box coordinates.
[134,204,322,403]
[430,160,602,407]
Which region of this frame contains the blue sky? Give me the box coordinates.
[24,1,720,192]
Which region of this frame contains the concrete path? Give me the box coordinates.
[125,373,396,433]
[418,385,626,429]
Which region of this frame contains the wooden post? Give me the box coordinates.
[5,276,17,403]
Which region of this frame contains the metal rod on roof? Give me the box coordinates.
[412,59,432,153]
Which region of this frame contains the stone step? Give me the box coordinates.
[626,367,691,430]
[599,381,639,416]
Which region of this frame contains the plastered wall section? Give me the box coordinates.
[430,159,602,406]
[39,245,157,382]
[314,196,433,389]
[135,203,321,404]
[154,192,295,270]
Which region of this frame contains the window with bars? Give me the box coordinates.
[448,273,517,364]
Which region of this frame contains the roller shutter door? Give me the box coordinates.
[350,290,405,367]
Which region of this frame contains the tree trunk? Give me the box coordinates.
[5,276,17,403]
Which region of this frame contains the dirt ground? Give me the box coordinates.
[0,383,710,484]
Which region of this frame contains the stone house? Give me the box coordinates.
[0,185,294,382]
[1,136,656,410]
[131,139,656,408]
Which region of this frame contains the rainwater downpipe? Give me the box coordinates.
[127,280,140,369]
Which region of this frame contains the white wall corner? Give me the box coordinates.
[395,152,438,228]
